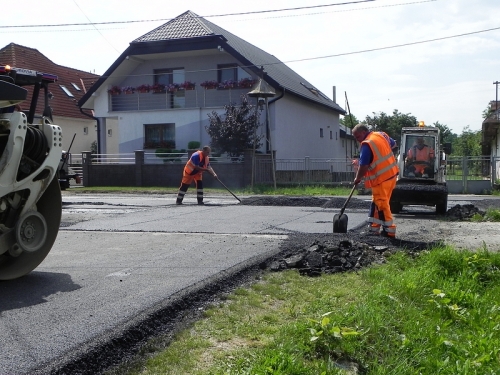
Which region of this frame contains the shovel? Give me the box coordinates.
[216,176,241,202]
[333,184,357,233]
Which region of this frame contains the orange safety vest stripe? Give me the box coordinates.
[362,132,399,188]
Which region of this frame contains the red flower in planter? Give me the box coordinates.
[180,81,196,90]
[108,85,122,95]
[200,80,219,90]
[151,83,165,93]
[136,84,150,93]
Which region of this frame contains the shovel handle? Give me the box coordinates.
[339,184,357,216]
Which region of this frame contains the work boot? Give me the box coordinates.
[381,230,395,238]
[198,201,204,205]
[176,200,183,205]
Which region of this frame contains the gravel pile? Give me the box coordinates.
[269,239,393,277]
[446,204,485,221]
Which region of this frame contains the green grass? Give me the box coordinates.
[471,208,500,222]
[109,246,500,375]
[66,184,354,196]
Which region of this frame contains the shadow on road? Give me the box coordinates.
[0,272,80,312]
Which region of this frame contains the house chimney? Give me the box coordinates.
[332,86,336,102]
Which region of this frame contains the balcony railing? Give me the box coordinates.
[109,87,253,112]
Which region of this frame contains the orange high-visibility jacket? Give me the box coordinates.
[362,132,399,188]
[184,151,210,176]
[407,145,435,162]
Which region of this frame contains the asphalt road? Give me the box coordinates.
[0,192,498,374]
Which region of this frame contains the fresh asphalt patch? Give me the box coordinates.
[6,194,500,375]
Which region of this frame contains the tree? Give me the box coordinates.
[340,113,359,128]
[363,109,418,141]
[452,125,482,156]
[206,95,262,157]
[432,121,457,145]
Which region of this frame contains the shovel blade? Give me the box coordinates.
[333,213,348,233]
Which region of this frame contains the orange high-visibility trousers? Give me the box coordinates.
[368,176,397,237]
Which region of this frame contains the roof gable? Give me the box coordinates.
[134,11,214,41]
[0,43,100,120]
[80,11,344,114]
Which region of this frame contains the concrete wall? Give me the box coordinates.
[82,150,258,189]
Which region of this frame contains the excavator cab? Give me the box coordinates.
[390,124,450,215]
[401,134,438,179]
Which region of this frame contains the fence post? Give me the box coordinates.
[305,156,310,183]
[462,155,468,194]
[82,151,92,187]
[492,155,497,185]
[135,150,144,187]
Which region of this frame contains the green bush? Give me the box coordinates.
[188,141,200,150]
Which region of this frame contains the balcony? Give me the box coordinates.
[109,87,253,112]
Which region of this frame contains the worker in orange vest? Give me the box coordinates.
[176,146,217,205]
[352,124,399,238]
[406,136,435,178]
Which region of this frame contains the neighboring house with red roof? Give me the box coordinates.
[78,10,355,160]
[0,43,100,158]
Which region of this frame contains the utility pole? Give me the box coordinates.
[494,81,500,119]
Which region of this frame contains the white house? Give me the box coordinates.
[78,10,355,160]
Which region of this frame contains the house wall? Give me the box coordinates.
[272,94,343,159]
[53,116,96,155]
[91,52,346,159]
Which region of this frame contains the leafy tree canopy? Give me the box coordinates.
[451,125,482,156]
[363,109,418,141]
[205,95,262,157]
[432,121,457,145]
[340,113,359,128]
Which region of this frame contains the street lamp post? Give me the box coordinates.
[248,76,276,189]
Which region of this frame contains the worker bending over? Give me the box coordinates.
[176,146,217,205]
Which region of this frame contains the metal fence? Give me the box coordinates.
[255,157,355,185]
[109,88,252,112]
[73,152,500,192]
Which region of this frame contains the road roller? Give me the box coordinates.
[0,64,63,280]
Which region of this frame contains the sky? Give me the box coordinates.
[2,0,499,135]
